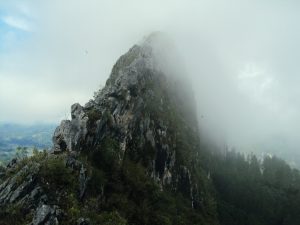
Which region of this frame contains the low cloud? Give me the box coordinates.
[1,0,300,159]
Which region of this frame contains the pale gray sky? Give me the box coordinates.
[1,0,300,157]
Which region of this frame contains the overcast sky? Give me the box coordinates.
[1,0,300,156]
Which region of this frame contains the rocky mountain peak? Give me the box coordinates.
[0,34,217,225]
[52,32,202,200]
[53,32,197,154]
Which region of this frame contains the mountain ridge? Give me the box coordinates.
[2,34,300,225]
[0,34,218,225]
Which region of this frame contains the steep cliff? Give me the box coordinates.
[0,33,218,225]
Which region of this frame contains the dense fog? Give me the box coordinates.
[1,0,300,162]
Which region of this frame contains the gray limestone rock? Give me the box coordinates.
[79,165,89,199]
[0,162,40,205]
[31,204,60,225]
[52,103,88,153]
[52,120,72,153]
[77,217,91,225]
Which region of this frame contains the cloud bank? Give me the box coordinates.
[1,0,300,160]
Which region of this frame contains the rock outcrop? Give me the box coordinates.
[53,103,88,153]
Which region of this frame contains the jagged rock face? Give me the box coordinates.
[0,153,87,225]
[0,163,40,205]
[0,161,55,224]
[53,33,202,202]
[31,204,61,225]
[53,104,88,153]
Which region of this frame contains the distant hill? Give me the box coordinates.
[0,123,56,162]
